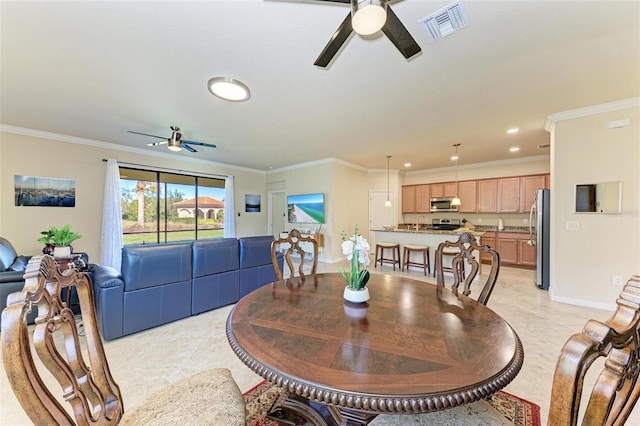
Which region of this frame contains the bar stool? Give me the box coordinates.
[402,245,430,276]
[434,247,465,278]
[375,242,401,271]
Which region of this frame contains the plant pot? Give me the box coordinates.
[343,286,370,304]
[53,246,71,258]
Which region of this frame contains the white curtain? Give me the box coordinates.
[100,159,123,271]
[224,175,236,238]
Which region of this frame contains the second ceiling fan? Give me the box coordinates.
[128,126,216,153]
[313,0,421,67]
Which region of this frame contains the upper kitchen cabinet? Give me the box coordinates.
[431,182,457,198]
[498,177,520,212]
[457,180,477,213]
[415,185,431,212]
[477,179,498,212]
[520,175,547,212]
[402,186,416,213]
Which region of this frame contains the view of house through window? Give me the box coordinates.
[119,167,225,245]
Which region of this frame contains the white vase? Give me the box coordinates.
[343,286,370,304]
[53,246,71,258]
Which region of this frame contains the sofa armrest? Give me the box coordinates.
[89,264,124,340]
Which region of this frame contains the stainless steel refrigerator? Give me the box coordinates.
[529,189,550,290]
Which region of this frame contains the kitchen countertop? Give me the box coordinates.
[373,228,485,237]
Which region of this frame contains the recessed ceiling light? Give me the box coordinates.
[507,128,519,134]
[510,147,520,152]
[207,77,250,102]
[404,162,412,168]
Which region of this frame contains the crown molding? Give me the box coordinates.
[544,97,640,131]
[267,157,368,174]
[404,154,550,176]
[0,124,266,175]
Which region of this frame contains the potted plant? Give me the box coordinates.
[37,225,81,257]
[340,225,371,304]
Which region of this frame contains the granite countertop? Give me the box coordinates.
[473,225,531,233]
[373,228,485,237]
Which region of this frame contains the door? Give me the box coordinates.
[369,190,395,254]
[269,191,286,237]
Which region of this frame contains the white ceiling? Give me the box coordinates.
[1,0,639,171]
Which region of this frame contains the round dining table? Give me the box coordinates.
[226,272,523,425]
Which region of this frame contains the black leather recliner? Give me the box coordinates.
[0,237,35,328]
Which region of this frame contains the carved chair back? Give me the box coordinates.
[271,229,318,281]
[548,275,640,425]
[434,232,500,305]
[1,255,124,425]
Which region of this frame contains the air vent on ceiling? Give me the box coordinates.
[538,144,550,149]
[419,0,469,42]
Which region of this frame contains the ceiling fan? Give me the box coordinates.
[311,0,421,67]
[127,126,216,153]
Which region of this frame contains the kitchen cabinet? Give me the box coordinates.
[415,185,431,212]
[477,179,498,212]
[457,180,477,213]
[545,174,551,189]
[431,182,457,198]
[402,186,416,213]
[519,237,537,266]
[497,233,519,264]
[498,177,520,212]
[480,232,496,263]
[493,232,536,267]
[520,175,546,212]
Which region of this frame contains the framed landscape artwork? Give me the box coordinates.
[14,175,76,207]
[245,194,261,212]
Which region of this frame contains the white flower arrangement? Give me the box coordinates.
[340,225,371,291]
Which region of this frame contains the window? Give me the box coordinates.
[119,167,226,245]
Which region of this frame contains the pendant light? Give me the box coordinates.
[385,155,392,207]
[451,144,461,206]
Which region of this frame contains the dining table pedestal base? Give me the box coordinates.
[267,392,377,426]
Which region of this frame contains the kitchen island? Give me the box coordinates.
[372,228,485,276]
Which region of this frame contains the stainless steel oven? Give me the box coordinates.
[430,197,459,213]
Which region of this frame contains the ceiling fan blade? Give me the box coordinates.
[182,140,217,149]
[147,140,168,147]
[128,130,166,139]
[381,6,421,59]
[314,13,353,67]
[314,0,350,3]
[182,144,197,153]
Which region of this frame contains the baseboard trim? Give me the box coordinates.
[550,294,616,312]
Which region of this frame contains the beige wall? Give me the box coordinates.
[0,130,268,260]
[549,101,640,309]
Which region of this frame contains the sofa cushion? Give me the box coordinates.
[239,236,275,269]
[121,243,192,292]
[192,238,239,277]
[0,237,18,271]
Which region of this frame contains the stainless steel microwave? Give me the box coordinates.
[430,197,459,213]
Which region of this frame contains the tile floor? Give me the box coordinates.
[1,263,639,425]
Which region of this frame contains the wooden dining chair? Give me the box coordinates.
[547,275,640,425]
[434,232,500,305]
[271,229,318,281]
[1,255,246,426]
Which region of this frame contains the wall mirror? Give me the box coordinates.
[575,181,622,214]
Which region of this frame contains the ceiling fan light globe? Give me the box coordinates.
[351,0,387,36]
[167,145,182,152]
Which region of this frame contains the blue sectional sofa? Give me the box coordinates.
[90,236,281,340]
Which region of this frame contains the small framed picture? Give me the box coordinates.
[245,194,261,213]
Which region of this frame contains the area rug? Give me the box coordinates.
[244,381,541,426]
